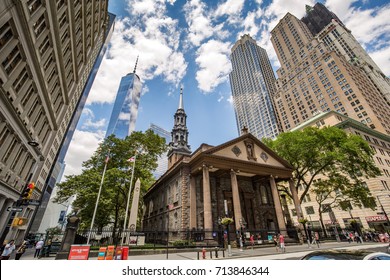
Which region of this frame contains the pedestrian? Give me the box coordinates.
[273,235,279,252]
[348,232,354,243]
[355,232,362,243]
[278,233,285,253]
[15,241,27,260]
[249,234,255,250]
[314,232,320,248]
[34,239,44,258]
[1,240,16,260]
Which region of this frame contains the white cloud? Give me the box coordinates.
[341,4,390,47]
[86,1,187,105]
[184,0,215,47]
[195,39,232,93]
[81,118,106,130]
[325,0,356,19]
[264,0,316,30]
[369,47,390,76]
[227,94,234,104]
[242,11,260,37]
[214,0,245,23]
[62,130,104,178]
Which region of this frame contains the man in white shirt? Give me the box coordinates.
[34,239,44,258]
[1,240,16,260]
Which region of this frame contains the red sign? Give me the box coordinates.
[68,245,90,260]
[366,215,387,222]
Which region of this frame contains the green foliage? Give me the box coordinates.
[172,239,194,247]
[298,218,308,224]
[221,217,234,225]
[264,126,381,223]
[54,130,167,230]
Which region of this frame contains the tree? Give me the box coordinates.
[54,130,167,233]
[264,126,381,234]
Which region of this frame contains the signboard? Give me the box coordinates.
[105,245,115,260]
[365,215,387,222]
[97,247,107,260]
[68,245,90,260]
[20,199,40,206]
[7,206,23,212]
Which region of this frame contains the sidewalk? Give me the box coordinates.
[15,241,389,261]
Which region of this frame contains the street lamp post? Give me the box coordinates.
[223,200,232,256]
[217,217,223,248]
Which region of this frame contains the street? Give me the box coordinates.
[13,241,390,261]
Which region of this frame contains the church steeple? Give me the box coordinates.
[168,87,191,167]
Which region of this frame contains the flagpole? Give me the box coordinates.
[87,154,109,245]
[122,153,137,246]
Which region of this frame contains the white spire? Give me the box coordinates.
[178,87,183,109]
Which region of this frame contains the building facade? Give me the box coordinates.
[288,111,390,232]
[270,12,390,135]
[229,34,281,140]
[0,0,111,244]
[302,3,390,104]
[142,91,301,244]
[105,63,142,139]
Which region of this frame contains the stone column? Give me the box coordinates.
[270,176,287,235]
[230,169,242,230]
[190,175,197,229]
[202,164,212,239]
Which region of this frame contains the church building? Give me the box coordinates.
[142,89,301,244]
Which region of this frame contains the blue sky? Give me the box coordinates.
[62,0,390,178]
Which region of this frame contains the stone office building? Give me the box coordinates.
[142,90,301,244]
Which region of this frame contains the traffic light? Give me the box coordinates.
[11,217,28,227]
[21,182,35,200]
[12,217,19,227]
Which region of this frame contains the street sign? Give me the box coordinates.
[27,199,40,206]
[20,199,40,206]
[7,206,23,212]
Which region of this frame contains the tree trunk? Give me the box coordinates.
[318,206,328,238]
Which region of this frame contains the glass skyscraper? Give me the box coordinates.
[105,69,142,139]
[149,123,170,178]
[229,34,281,140]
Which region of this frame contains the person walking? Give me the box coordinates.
[249,234,255,250]
[1,240,16,260]
[34,239,44,258]
[314,232,320,248]
[278,233,285,253]
[15,241,27,260]
[273,235,279,252]
[355,232,362,243]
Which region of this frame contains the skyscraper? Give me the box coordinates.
[149,123,170,178]
[270,12,390,134]
[303,3,390,104]
[301,3,345,36]
[229,34,281,140]
[105,59,142,139]
[0,0,112,244]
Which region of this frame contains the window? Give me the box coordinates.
[381,180,389,191]
[305,206,315,215]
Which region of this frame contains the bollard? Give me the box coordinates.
[202,247,206,259]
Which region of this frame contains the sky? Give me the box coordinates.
[62,0,390,179]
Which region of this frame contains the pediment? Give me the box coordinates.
[205,134,291,169]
